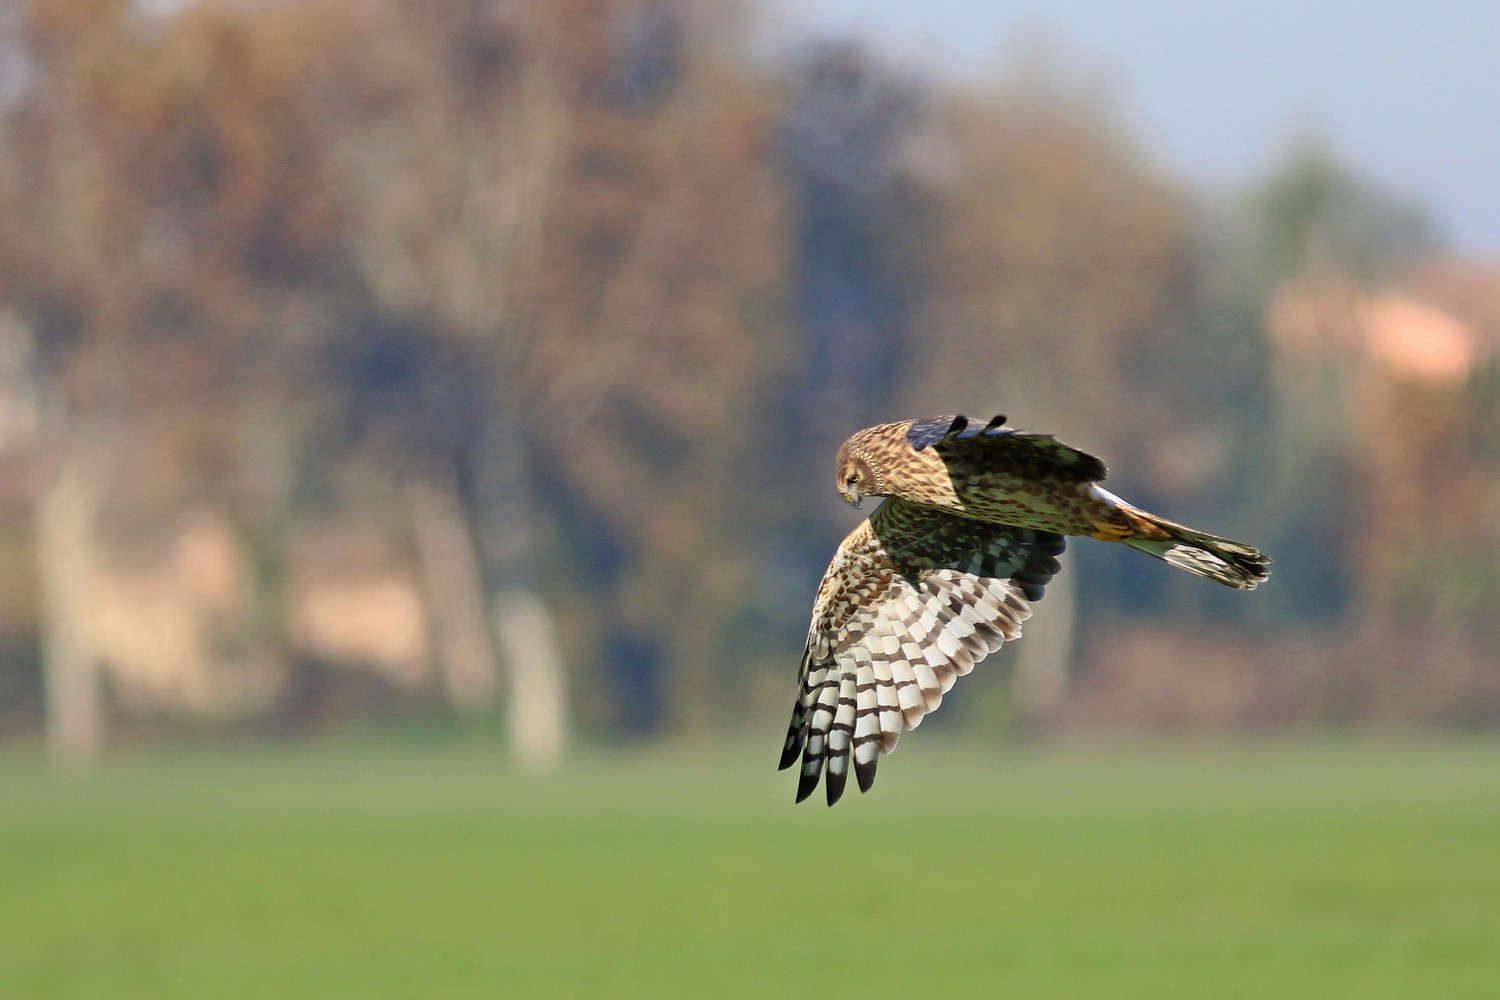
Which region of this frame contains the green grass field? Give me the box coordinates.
[3,735,1498,998]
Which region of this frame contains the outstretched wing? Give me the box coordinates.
[780,498,1065,805]
[906,414,1108,482]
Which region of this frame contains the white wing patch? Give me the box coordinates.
[780,500,1065,804]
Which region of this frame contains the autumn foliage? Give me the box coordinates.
[1,0,1496,759]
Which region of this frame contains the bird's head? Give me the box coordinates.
[834,438,882,509]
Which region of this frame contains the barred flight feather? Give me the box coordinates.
[780,497,1065,805]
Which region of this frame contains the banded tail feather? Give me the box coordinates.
[1123,511,1270,590]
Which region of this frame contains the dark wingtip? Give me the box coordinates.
[779,699,807,770]
[984,414,1007,430]
[855,760,877,793]
[825,767,848,806]
[795,769,820,804]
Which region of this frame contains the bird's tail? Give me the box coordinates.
[1121,508,1270,590]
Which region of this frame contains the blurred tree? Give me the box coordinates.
[4,0,182,766]
[518,0,787,735]
[902,61,1191,711]
[1338,270,1500,722]
[1243,137,1435,289]
[319,317,498,714]
[311,0,580,767]
[778,42,926,442]
[316,0,786,741]
[2,0,1486,750]
[2,0,345,760]
[911,71,1186,449]
[1230,140,1441,625]
[754,43,930,683]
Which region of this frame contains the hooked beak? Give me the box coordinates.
[840,489,863,509]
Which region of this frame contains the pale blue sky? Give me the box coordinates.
[769,0,1500,255]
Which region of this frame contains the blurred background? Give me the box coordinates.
[1,2,1498,995]
[3,0,1497,765]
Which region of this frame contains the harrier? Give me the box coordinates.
[780,414,1269,805]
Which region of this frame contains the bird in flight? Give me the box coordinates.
[780,414,1269,805]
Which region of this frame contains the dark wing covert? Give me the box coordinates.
[906,413,1108,482]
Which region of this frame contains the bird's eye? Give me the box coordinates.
[845,473,859,486]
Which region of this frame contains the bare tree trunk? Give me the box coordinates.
[476,407,568,772]
[407,470,500,712]
[494,587,567,770]
[36,432,112,771]
[323,25,572,766]
[1012,552,1076,716]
